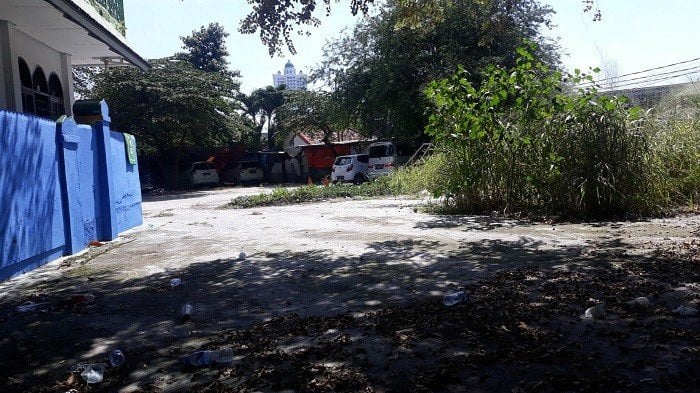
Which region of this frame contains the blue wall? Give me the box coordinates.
[0,107,143,280]
[0,112,66,277]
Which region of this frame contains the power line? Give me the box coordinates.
[608,72,700,91]
[597,65,700,90]
[579,57,700,86]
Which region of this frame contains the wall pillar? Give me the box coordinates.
[93,101,118,240]
[59,52,74,116]
[0,20,18,111]
[56,116,83,254]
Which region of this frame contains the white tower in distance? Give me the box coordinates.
[273,61,307,90]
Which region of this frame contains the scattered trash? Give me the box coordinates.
[238,252,247,261]
[80,363,105,384]
[182,348,235,367]
[109,349,125,367]
[16,301,49,313]
[71,293,95,304]
[443,291,468,307]
[674,305,698,316]
[169,278,182,288]
[212,347,235,365]
[584,305,606,319]
[88,240,104,247]
[181,303,193,320]
[182,350,213,366]
[626,297,650,307]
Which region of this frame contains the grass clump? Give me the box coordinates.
[224,177,396,208]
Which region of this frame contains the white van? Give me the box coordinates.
[331,154,369,184]
[367,142,397,179]
[178,161,219,188]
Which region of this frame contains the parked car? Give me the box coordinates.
[178,161,219,188]
[331,154,369,184]
[367,141,414,180]
[221,160,264,185]
[367,142,397,180]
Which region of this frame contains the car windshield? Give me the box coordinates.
[240,161,260,169]
[334,157,352,165]
[193,162,215,170]
[369,145,393,158]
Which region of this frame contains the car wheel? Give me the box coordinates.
[353,174,365,185]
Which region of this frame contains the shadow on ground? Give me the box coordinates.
[0,235,697,392]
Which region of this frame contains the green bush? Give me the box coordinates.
[421,43,698,218]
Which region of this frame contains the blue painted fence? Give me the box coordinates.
[0,106,143,281]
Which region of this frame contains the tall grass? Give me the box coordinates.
[415,45,700,218]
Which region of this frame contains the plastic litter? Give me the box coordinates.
[626,297,650,307]
[584,305,606,319]
[674,305,698,316]
[182,350,213,366]
[443,291,468,307]
[71,293,95,304]
[182,348,235,367]
[181,303,193,319]
[238,252,247,261]
[109,349,125,367]
[170,278,182,288]
[16,301,49,313]
[80,363,106,384]
[212,347,235,365]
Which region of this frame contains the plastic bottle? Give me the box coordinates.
[80,364,106,384]
[443,291,468,306]
[170,278,182,288]
[183,350,212,366]
[109,349,125,367]
[181,303,193,319]
[212,347,235,365]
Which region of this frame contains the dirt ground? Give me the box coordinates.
[0,187,698,392]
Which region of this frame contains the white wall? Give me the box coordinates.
[0,20,15,110]
[1,22,74,114]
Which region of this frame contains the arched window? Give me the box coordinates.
[48,73,65,117]
[32,66,50,117]
[18,58,31,87]
[32,66,48,93]
[18,58,34,114]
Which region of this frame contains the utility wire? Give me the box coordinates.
[596,65,700,90]
[607,72,700,91]
[579,57,700,86]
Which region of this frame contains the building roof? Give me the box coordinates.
[285,61,295,69]
[1,0,148,70]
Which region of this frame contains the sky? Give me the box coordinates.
[123,1,700,93]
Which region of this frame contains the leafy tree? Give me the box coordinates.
[239,0,374,56]
[235,86,286,150]
[72,66,101,98]
[179,22,230,73]
[91,59,248,169]
[276,90,347,144]
[314,0,557,140]
[237,0,597,55]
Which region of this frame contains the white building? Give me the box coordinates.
[273,61,307,90]
[0,0,148,118]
